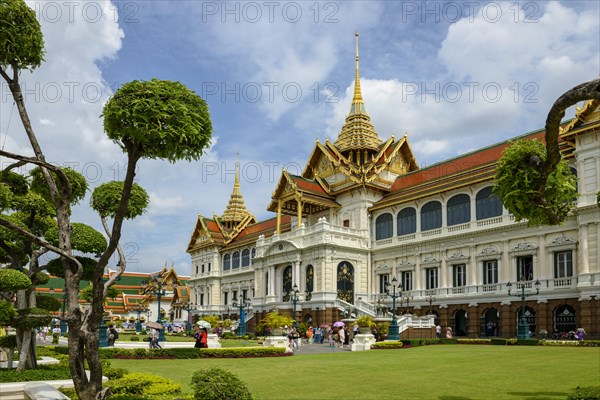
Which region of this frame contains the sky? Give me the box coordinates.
[1,1,599,275]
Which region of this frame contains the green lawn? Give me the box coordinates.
[109,345,599,399]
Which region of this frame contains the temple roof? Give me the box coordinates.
[221,162,254,224]
[334,32,382,153]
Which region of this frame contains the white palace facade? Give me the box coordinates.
[187,35,600,338]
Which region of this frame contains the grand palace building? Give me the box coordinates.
[186,35,600,338]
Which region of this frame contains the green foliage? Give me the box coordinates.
[0,171,28,196]
[45,255,97,281]
[261,312,293,329]
[34,271,50,285]
[108,372,182,398]
[0,182,12,209]
[12,191,55,218]
[0,333,17,348]
[30,167,88,205]
[45,223,107,254]
[191,367,253,400]
[11,307,52,330]
[35,294,61,312]
[91,181,149,219]
[0,300,16,324]
[371,341,405,349]
[0,364,71,382]
[79,283,119,302]
[494,139,577,225]
[97,346,286,360]
[356,315,375,328]
[104,367,129,380]
[0,268,32,291]
[491,338,509,345]
[200,314,220,328]
[0,0,45,71]
[102,78,213,162]
[567,386,600,400]
[130,336,140,341]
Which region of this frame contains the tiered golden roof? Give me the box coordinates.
[334,32,382,153]
[221,162,253,224]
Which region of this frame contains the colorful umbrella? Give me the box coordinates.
[333,321,345,327]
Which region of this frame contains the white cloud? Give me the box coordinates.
[148,193,192,216]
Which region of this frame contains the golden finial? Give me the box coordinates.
[352,31,364,107]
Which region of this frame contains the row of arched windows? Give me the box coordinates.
[375,187,503,240]
[223,247,256,271]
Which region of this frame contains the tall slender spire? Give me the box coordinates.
[221,160,253,226]
[351,31,365,113]
[335,32,381,154]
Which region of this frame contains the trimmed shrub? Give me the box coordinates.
[0,365,71,382]
[104,367,129,380]
[371,342,404,349]
[130,336,140,341]
[191,367,252,400]
[456,339,492,345]
[97,346,287,360]
[491,338,509,345]
[567,386,600,400]
[108,372,182,397]
[0,334,17,348]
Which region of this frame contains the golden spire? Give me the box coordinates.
[350,31,365,114]
[335,32,381,154]
[221,161,253,226]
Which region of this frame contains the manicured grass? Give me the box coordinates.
[109,345,599,399]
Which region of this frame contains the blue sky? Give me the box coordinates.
[1,1,599,274]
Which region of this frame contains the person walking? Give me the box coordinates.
[150,328,162,349]
[52,325,61,345]
[435,324,441,339]
[338,326,346,348]
[107,325,119,346]
[193,327,202,348]
[200,327,208,348]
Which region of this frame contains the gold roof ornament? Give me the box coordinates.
[221,161,254,225]
[334,32,382,154]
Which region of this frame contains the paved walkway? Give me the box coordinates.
[49,337,352,354]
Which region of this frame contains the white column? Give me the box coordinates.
[469,246,477,285]
[268,266,275,296]
[440,257,447,288]
[294,261,300,288]
[415,256,422,291]
[501,241,510,283]
[579,224,589,274]
[538,234,547,280]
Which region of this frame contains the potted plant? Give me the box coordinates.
[356,315,375,334]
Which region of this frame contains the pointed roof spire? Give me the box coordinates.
[221,160,253,224]
[350,31,366,114]
[335,32,381,154]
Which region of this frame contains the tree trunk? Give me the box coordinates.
[15,329,32,372]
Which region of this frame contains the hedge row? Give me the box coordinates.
[87,346,289,359]
[0,365,71,383]
[370,338,600,350]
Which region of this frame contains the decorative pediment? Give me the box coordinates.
[479,246,500,257]
[398,259,415,268]
[422,255,440,264]
[448,251,467,261]
[548,236,576,247]
[376,264,391,270]
[510,242,538,252]
[186,216,217,253]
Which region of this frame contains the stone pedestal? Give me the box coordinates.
[351,334,376,351]
[207,333,221,349]
[264,335,288,348]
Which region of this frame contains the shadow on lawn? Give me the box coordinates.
[439,397,473,400]
[506,391,569,399]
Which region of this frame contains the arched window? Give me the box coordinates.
[232,251,240,269]
[241,249,250,267]
[337,261,354,303]
[554,304,576,334]
[397,207,416,236]
[223,254,230,270]
[476,187,502,220]
[306,265,314,300]
[375,213,393,240]
[447,194,471,226]
[251,247,256,259]
[282,265,292,301]
[421,201,442,231]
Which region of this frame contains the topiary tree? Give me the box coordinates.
[0,1,212,397]
[191,367,253,400]
[494,79,600,225]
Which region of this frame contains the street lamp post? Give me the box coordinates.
[181,302,195,332]
[232,294,250,336]
[506,279,541,339]
[385,277,403,341]
[425,295,436,315]
[132,304,146,333]
[140,275,179,343]
[289,284,300,329]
